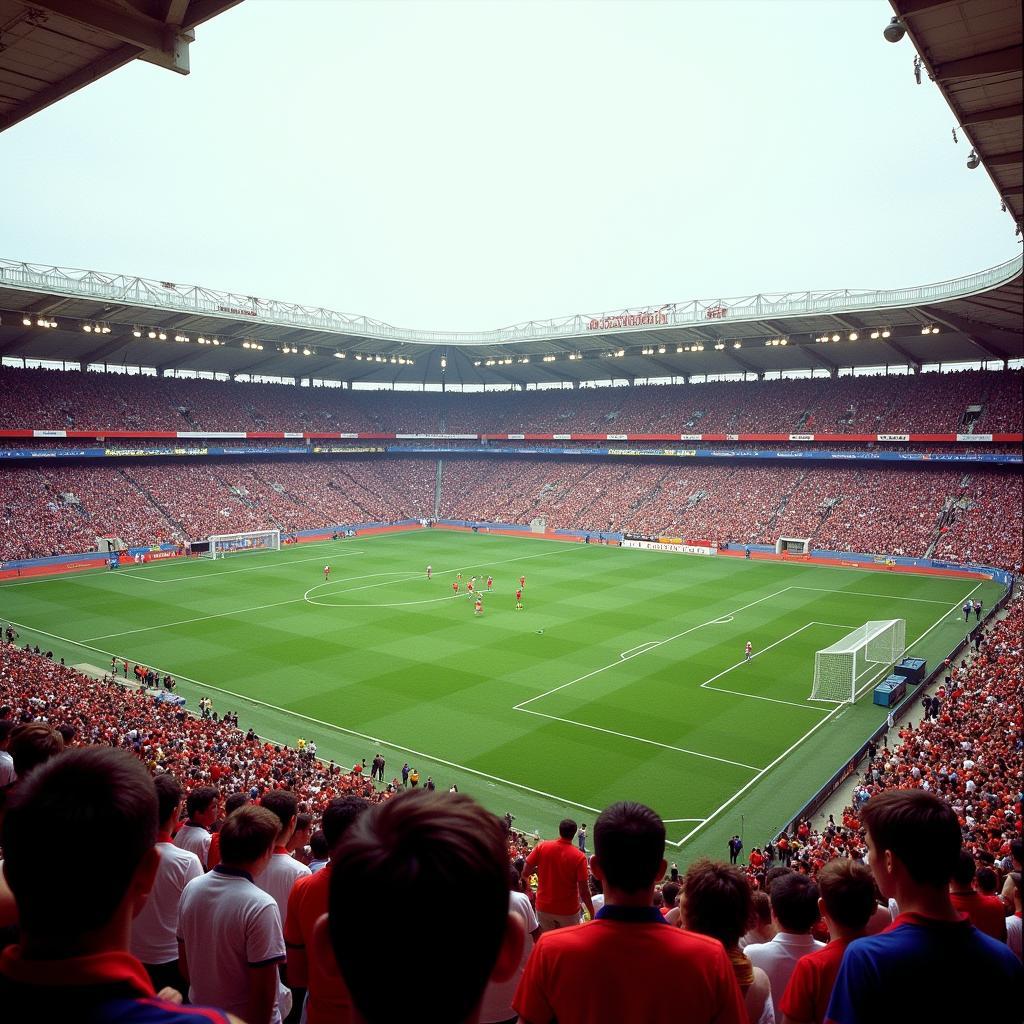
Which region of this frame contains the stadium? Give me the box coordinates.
[0,2,1021,1023]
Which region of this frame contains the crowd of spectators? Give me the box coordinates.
[762,599,1022,886]
[1,365,1020,436]
[0,602,1020,1022]
[2,453,1020,571]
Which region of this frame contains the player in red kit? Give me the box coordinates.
[745,641,753,662]
[486,576,493,590]
[515,588,523,611]
[452,581,459,595]
[323,565,330,581]
[474,597,483,616]
[519,575,526,589]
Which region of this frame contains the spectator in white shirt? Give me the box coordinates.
[744,872,824,1021]
[255,790,311,926]
[306,830,330,874]
[1006,872,1022,963]
[177,805,290,1024]
[130,773,202,995]
[173,785,219,868]
[0,719,16,789]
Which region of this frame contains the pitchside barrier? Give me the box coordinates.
[770,581,1014,844]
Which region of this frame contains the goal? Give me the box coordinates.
[203,530,281,559]
[811,619,906,704]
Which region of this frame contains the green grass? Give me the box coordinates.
[0,530,1001,865]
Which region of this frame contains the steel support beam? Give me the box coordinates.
[881,340,922,372]
[957,103,1023,127]
[932,46,1021,81]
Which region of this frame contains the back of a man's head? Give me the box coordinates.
[223,791,249,817]
[593,801,665,894]
[328,791,509,1024]
[558,817,577,840]
[8,722,64,777]
[861,789,962,889]
[185,785,219,819]
[153,773,183,826]
[321,794,368,850]
[260,788,298,835]
[2,747,157,946]
[975,866,998,895]
[769,871,820,932]
[951,849,978,889]
[764,865,793,892]
[1011,839,1023,866]
[219,805,280,866]
[817,858,876,931]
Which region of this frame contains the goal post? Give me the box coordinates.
[811,619,906,704]
[204,529,281,560]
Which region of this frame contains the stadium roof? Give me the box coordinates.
[889,0,1023,227]
[0,0,241,133]
[0,255,1020,386]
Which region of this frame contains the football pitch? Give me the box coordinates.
[0,529,1002,863]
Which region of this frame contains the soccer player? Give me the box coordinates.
[452,581,459,596]
[515,588,523,611]
[519,575,526,589]
[426,564,432,580]
[475,598,483,616]
[745,641,753,662]
[323,565,330,581]
[467,578,475,595]
[457,572,463,581]
[486,576,493,591]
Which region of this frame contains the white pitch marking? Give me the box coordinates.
[2,618,605,818]
[514,587,795,711]
[619,641,659,660]
[669,582,986,848]
[517,707,763,771]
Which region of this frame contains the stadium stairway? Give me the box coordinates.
[433,460,443,518]
[116,468,182,536]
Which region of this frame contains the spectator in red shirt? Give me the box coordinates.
[949,849,1008,942]
[779,858,876,1024]
[514,801,746,1024]
[523,818,594,931]
[284,795,368,1024]
[321,791,524,1024]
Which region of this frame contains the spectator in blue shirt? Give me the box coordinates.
[826,789,1022,1024]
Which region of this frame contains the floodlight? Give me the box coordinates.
[883,16,905,43]
[966,149,980,170]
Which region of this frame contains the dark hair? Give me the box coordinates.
[661,880,680,908]
[224,792,249,816]
[558,818,577,840]
[861,789,961,888]
[683,859,752,946]
[593,801,665,894]
[184,785,219,818]
[9,722,64,777]
[309,830,330,861]
[56,724,77,745]
[951,849,977,888]
[750,889,772,926]
[1011,839,1023,865]
[0,719,14,744]
[322,795,369,849]
[295,812,313,834]
[1,748,157,941]
[260,789,298,832]
[769,872,820,932]
[764,865,793,892]
[975,866,998,895]
[817,858,876,931]
[218,805,279,865]
[328,792,509,1024]
[153,773,183,826]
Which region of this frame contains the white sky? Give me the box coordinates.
[2,0,1018,331]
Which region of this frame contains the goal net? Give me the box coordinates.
[203,530,281,560]
[811,619,906,704]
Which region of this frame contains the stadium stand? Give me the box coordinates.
[0,365,1020,435]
